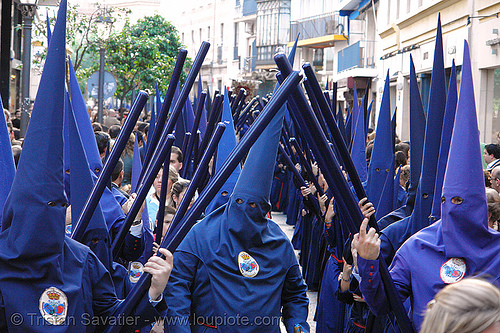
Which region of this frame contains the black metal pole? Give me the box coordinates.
[19,4,36,138]
[97,47,105,124]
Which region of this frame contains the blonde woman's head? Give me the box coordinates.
[420,278,500,333]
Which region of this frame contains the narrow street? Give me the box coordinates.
[272,212,317,332]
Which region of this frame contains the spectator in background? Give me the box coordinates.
[108,124,121,140]
[111,158,129,205]
[94,131,110,161]
[170,146,183,172]
[92,122,102,132]
[121,132,135,186]
[146,165,179,229]
[103,108,120,128]
[490,166,500,194]
[400,165,411,190]
[11,145,21,167]
[395,151,407,169]
[168,179,191,209]
[486,187,500,230]
[484,143,500,171]
[11,110,20,129]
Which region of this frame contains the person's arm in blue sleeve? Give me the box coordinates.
[91,248,172,332]
[164,250,200,333]
[353,216,412,318]
[281,264,310,333]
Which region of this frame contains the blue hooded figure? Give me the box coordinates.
[205,88,241,215]
[378,17,446,264]
[165,89,310,332]
[67,55,143,264]
[0,2,169,330]
[377,55,426,230]
[357,39,500,331]
[365,72,393,211]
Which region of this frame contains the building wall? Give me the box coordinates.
[375,0,500,143]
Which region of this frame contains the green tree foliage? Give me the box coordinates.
[105,15,191,111]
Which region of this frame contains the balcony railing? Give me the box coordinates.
[337,40,376,72]
[243,56,257,73]
[290,12,347,41]
[256,44,282,66]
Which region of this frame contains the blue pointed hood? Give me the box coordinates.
[0,97,15,225]
[376,159,395,220]
[430,60,457,220]
[366,71,393,209]
[69,57,102,174]
[350,84,367,182]
[206,88,241,214]
[0,0,67,274]
[407,55,426,208]
[228,91,286,246]
[441,40,500,275]
[345,106,352,146]
[46,8,52,44]
[198,75,208,137]
[408,15,446,232]
[288,34,299,66]
[68,95,112,271]
[337,106,347,142]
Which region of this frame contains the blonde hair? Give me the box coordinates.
[420,278,500,333]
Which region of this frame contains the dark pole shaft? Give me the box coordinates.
[98,47,105,124]
[0,0,12,107]
[20,7,34,138]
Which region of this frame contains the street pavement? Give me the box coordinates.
[273,211,318,332]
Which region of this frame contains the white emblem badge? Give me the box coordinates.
[238,251,259,278]
[39,287,68,325]
[128,261,144,283]
[440,258,466,284]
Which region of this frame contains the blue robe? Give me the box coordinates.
[0,237,164,332]
[165,204,309,332]
[357,221,500,331]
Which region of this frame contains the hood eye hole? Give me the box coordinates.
[221,191,229,197]
[422,193,429,199]
[91,238,100,244]
[375,168,380,172]
[47,201,56,207]
[94,168,100,173]
[61,203,68,208]
[441,196,446,204]
[249,202,257,208]
[65,169,70,174]
[236,198,243,204]
[451,196,463,205]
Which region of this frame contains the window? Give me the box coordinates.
[199,28,202,43]
[208,26,211,40]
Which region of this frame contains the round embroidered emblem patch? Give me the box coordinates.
[128,261,144,283]
[238,251,259,278]
[440,258,466,284]
[39,287,68,325]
